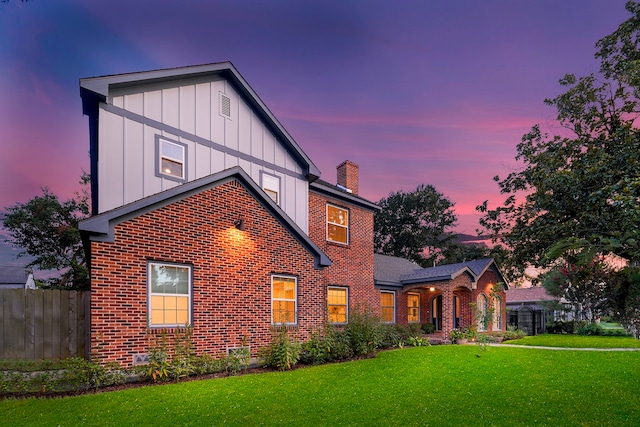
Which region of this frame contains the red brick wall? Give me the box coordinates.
[308,191,378,316]
[89,180,325,366]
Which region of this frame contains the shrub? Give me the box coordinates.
[300,325,353,365]
[421,323,435,334]
[259,326,301,371]
[577,322,604,336]
[344,307,381,356]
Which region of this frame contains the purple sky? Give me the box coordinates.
[0,0,631,239]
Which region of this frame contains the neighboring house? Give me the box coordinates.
[78,62,507,366]
[375,255,508,340]
[505,286,567,335]
[0,266,36,290]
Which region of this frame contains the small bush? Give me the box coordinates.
[300,325,353,365]
[577,322,604,336]
[259,327,301,371]
[421,323,436,334]
[344,307,381,356]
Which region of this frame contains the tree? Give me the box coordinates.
[374,184,457,267]
[2,174,90,289]
[477,1,640,278]
[541,258,612,323]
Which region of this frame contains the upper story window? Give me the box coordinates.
[327,204,349,244]
[261,173,280,204]
[328,286,348,324]
[272,275,297,325]
[148,262,191,327]
[159,139,185,180]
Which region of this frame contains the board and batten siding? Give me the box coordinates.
[97,76,309,232]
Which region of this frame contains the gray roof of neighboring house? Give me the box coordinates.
[505,286,558,304]
[374,255,508,289]
[80,166,332,270]
[0,266,32,286]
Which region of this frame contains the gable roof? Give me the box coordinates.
[505,286,558,304]
[310,179,380,211]
[79,166,331,269]
[80,62,321,215]
[374,255,509,289]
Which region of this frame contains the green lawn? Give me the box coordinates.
[2,344,640,426]
[504,334,640,348]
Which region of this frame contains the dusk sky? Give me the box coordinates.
[0,0,632,251]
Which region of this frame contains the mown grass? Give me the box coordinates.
[505,334,640,348]
[2,344,640,426]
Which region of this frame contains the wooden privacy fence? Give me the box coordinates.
[0,289,90,360]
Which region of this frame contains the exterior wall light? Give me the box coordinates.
[429,287,436,292]
[234,218,245,231]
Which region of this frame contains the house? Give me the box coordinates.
[505,286,567,335]
[0,266,36,290]
[375,255,508,340]
[78,62,507,366]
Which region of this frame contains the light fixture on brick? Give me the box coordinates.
[234,218,245,231]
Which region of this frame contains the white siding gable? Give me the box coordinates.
[96,75,309,232]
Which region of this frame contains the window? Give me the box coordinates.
[148,262,191,327]
[453,295,460,329]
[477,293,489,332]
[380,291,395,323]
[262,173,280,204]
[327,204,349,244]
[272,275,297,324]
[431,295,442,330]
[328,286,348,324]
[493,295,502,331]
[159,139,185,179]
[407,293,420,323]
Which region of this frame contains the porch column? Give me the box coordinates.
[441,286,454,340]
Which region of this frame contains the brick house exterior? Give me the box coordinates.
[375,255,508,341]
[79,62,507,366]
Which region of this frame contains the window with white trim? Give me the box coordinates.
[262,173,280,204]
[407,293,420,323]
[272,275,297,324]
[148,262,191,327]
[381,291,395,323]
[328,286,348,324]
[159,139,185,179]
[327,204,349,244]
[493,295,502,331]
[477,293,489,332]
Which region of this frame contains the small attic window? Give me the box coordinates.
[219,92,232,120]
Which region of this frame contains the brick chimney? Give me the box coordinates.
[337,160,359,195]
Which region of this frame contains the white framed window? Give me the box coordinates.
[148,262,191,327]
[493,295,502,331]
[477,293,489,332]
[381,291,395,323]
[327,204,349,244]
[159,138,185,180]
[261,173,280,204]
[328,286,348,324]
[272,275,297,325]
[407,293,420,323]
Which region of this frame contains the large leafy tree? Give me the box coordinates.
[2,174,90,289]
[374,184,457,267]
[478,1,640,277]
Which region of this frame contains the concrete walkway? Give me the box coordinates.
[488,343,640,351]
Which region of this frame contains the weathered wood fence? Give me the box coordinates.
[0,289,90,360]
